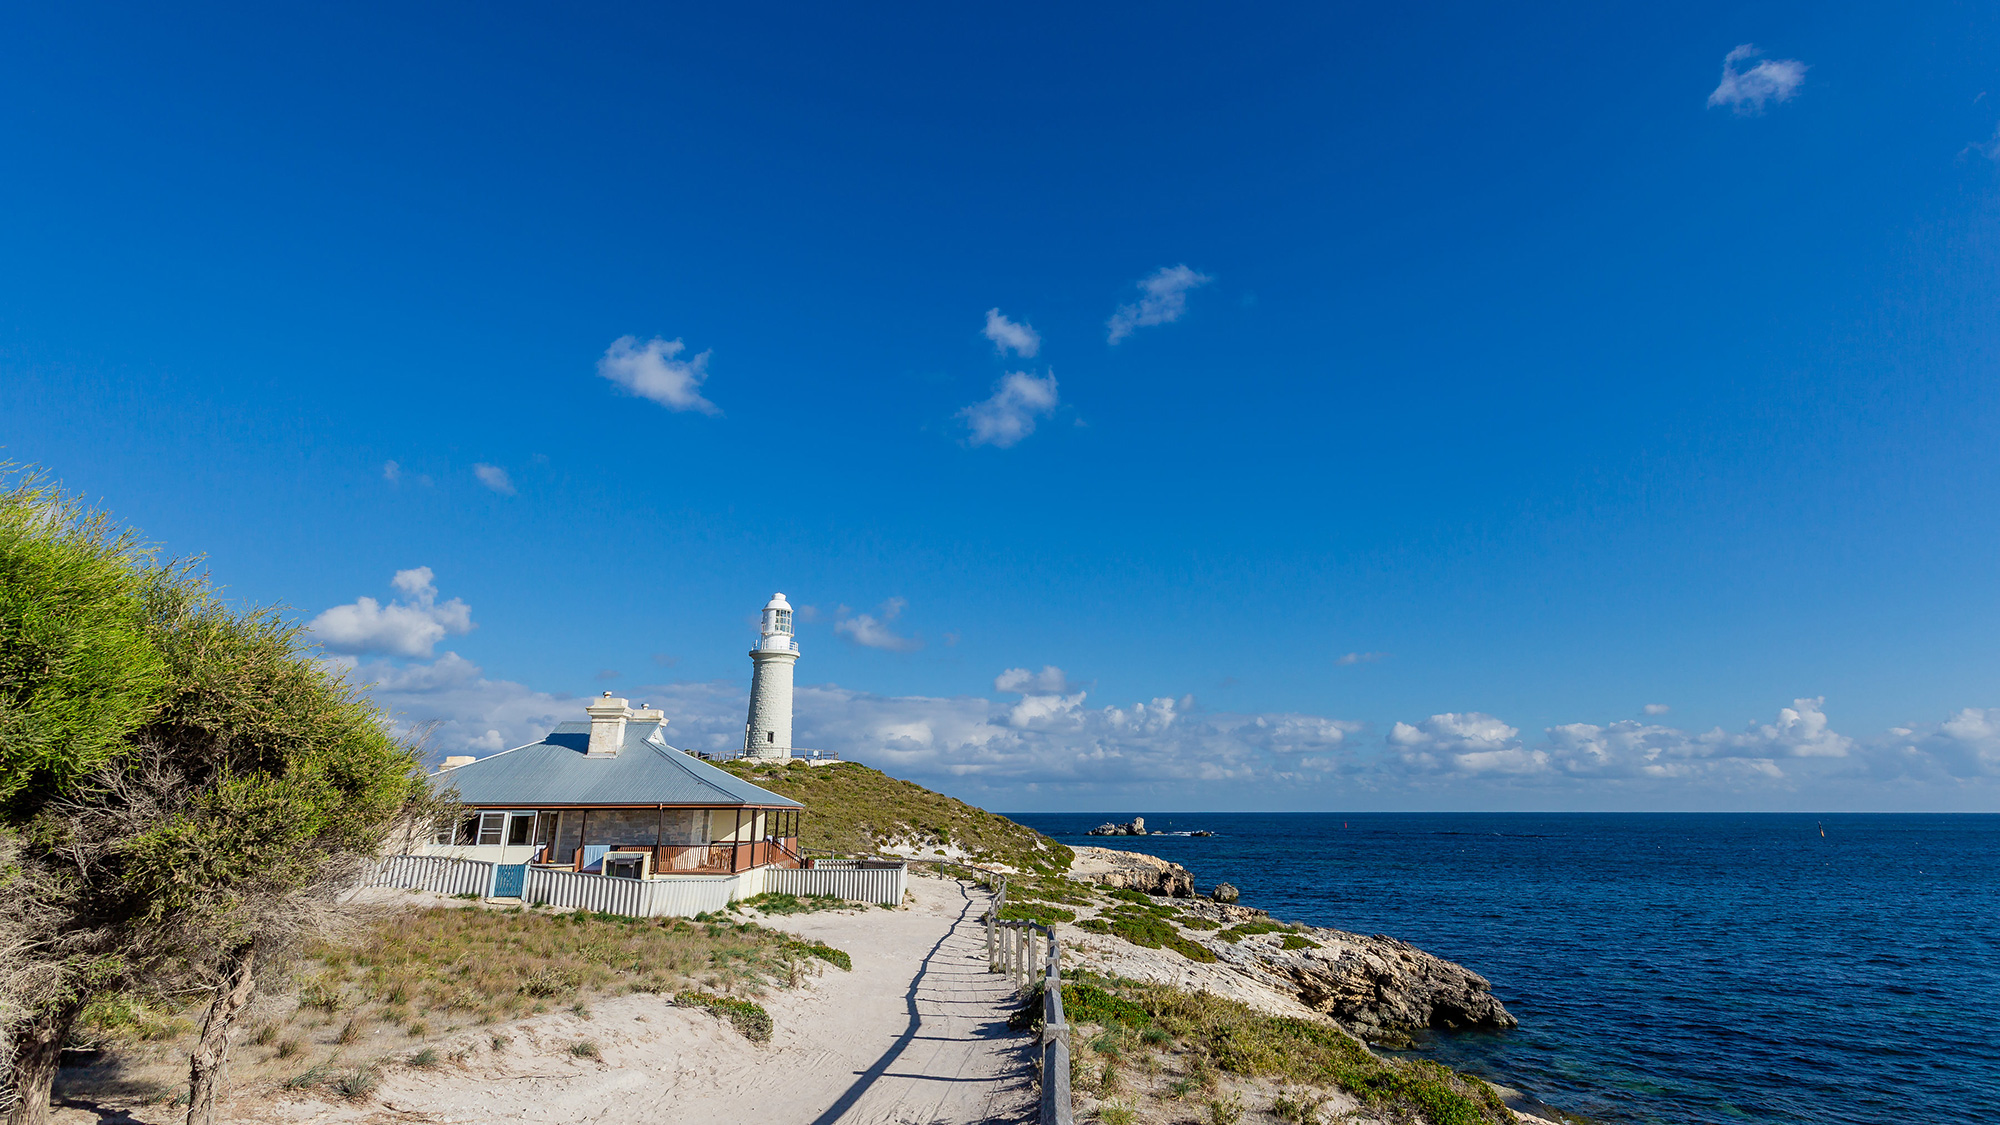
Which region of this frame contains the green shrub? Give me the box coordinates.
[739,892,850,915]
[407,1047,440,1068]
[999,902,1077,926]
[1215,922,1287,944]
[1079,911,1217,963]
[568,1040,601,1060]
[676,991,774,1043]
[783,938,853,971]
[1279,934,1321,950]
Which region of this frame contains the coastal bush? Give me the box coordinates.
[999,902,1077,927]
[568,1040,600,1060]
[739,892,850,915]
[1067,976,1511,1125]
[1279,934,1320,951]
[675,991,774,1043]
[1215,922,1287,943]
[1079,909,1218,963]
[782,937,853,971]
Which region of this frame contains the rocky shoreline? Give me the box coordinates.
[1063,845,1516,1043]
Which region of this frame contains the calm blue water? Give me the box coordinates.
[1009,812,2000,1125]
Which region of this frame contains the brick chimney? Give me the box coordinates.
[585,693,632,758]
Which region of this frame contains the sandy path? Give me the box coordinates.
[244,876,1035,1125]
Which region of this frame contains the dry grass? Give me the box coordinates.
[57,901,836,1110]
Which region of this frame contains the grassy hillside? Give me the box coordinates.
[719,760,1073,876]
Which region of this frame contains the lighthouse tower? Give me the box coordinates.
[744,593,798,759]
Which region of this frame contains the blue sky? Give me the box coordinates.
[4,2,1999,810]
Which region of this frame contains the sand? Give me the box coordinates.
[56,876,1034,1125]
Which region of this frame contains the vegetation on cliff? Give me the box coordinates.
[718,759,1073,874]
[1055,974,1513,1125]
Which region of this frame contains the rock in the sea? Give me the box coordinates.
[1211,882,1240,904]
[1087,817,1149,837]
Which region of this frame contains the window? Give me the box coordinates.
[767,730,776,743]
[476,811,506,846]
[774,609,793,635]
[506,812,535,846]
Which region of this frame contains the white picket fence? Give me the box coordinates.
[768,864,908,905]
[364,855,907,916]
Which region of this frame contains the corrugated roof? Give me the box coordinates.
[434,720,801,808]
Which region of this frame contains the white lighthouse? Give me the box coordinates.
[744,593,798,759]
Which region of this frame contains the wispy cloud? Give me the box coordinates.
[1107,265,1213,343]
[958,371,1059,448]
[1643,703,1671,716]
[472,463,515,495]
[598,335,721,415]
[835,597,922,652]
[983,308,1041,358]
[383,460,402,484]
[1707,45,1807,114]
[309,567,475,659]
[1337,652,1387,666]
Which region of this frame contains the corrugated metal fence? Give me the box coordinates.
[766,863,908,905]
[370,854,496,897]
[520,868,742,916]
[365,855,905,914]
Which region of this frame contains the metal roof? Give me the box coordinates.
[434,720,802,809]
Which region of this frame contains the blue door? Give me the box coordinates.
[493,863,527,898]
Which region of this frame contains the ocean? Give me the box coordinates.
[1008,812,2000,1125]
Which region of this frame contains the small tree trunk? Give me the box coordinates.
[184,945,255,1125]
[5,997,86,1125]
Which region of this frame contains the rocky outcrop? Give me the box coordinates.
[1211,882,1239,904]
[1088,817,1147,836]
[1068,845,1193,897]
[1066,849,1515,1043]
[1212,926,1515,1042]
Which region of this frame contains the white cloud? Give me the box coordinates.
[1707,45,1807,114]
[1712,697,1850,758]
[1643,703,1671,715]
[1107,265,1213,343]
[983,309,1041,358]
[598,335,721,415]
[472,463,515,495]
[327,651,590,759]
[383,460,402,484]
[335,643,2000,804]
[835,597,922,652]
[309,567,475,659]
[995,666,1074,694]
[958,371,1058,448]
[1337,652,1386,666]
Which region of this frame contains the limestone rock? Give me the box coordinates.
[1213,927,1516,1041]
[1211,882,1240,904]
[1067,845,1193,897]
[1087,818,1149,836]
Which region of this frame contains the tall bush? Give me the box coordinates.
[0,471,426,1125]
